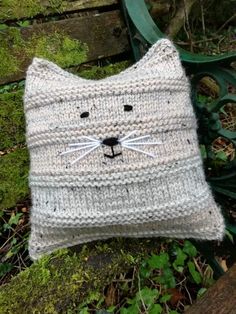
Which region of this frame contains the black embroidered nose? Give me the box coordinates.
[102,137,119,147]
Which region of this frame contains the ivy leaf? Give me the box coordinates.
[197,287,207,298]
[8,213,23,226]
[107,305,116,313]
[156,267,176,289]
[147,253,170,269]
[188,261,202,284]
[160,294,171,303]
[17,20,30,27]
[11,237,17,246]
[0,263,13,277]
[140,261,152,278]
[183,241,197,257]
[216,151,227,161]
[121,304,139,314]
[149,304,163,314]
[138,287,159,307]
[173,248,187,272]
[3,223,10,231]
[200,145,207,159]
[79,307,89,314]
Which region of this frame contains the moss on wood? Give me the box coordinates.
[0,148,29,210]
[26,32,88,68]
[0,28,23,77]
[0,27,88,78]
[0,90,25,150]
[0,0,117,21]
[79,61,131,80]
[0,238,160,313]
[0,0,64,21]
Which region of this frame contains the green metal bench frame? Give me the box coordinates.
[122,0,236,277]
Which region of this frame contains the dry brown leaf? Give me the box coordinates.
[167,288,185,306]
[105,283,117,307]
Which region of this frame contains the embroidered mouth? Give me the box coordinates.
[60,131,162,165]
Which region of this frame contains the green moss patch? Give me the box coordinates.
[0,90,25,150]
[0,0,65,21]
[26,32,88,68]
[0,27,88,78]
[0,28,23,77]
[0,239,159,313]
[0,47,19,78]
[0,148,29,209]
[79,61,131,80]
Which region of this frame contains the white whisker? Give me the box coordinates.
[71,144,100,164]
[122,144,155,158]
[122,141,162,146]
[78,136,100,142]
[122,135,151,143]
[60,143,97,156]
[119,130,137,142]
[69,141,100,147]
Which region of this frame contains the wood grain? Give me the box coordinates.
[0,0,118,21]
[0,10,129,85]
[185,263,236,314]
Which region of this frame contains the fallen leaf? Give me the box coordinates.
[105,283,117,307]
[167,288,185,306]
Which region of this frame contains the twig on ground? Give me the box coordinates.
[184,283,193,304]
[137,272,148,313]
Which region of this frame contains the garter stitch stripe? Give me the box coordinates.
[24,39,225,260]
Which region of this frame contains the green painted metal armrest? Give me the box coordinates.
[122,0,236,197]
[123,0,236,66]
[122,0,236,276]
[122,0,236,247]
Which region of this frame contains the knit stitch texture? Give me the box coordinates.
[24,39,225,260]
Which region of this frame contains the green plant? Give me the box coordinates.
[76,240,213,313]
[0,206,30,285]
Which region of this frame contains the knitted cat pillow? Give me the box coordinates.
[24,39,224,260]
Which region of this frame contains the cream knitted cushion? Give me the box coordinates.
[24,39,225,260]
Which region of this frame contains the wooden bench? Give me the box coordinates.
[185,263,236,314]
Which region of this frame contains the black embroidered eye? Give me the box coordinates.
[80,112,89,118]
[124,105,133,112]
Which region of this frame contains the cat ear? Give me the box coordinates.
[129,39,185,79]
[24,57,81,101]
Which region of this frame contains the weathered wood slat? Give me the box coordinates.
[0,239,162,313]
[185,263,236,314]
[0,148,29,210]
[0,0,118,22]
[0,10,129,85]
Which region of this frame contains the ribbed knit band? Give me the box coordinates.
[24,39,225,260]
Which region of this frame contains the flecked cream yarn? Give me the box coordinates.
[24,39,225,260]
